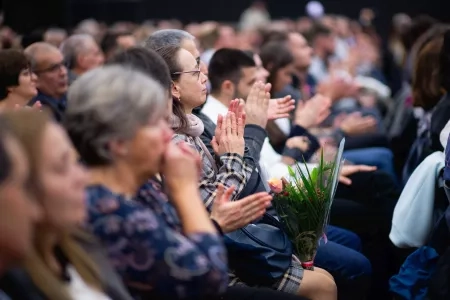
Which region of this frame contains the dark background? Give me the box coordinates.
[4,0,450,38]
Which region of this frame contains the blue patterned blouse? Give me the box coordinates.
[86,182,229,299]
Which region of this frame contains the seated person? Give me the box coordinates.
[66,64,310,300]
[0,110,132,300]
[0,116,41,297]
[149,39,339,297]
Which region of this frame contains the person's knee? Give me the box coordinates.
[327,226,363,251]
[348,252,372,278]
[300,270,337,300]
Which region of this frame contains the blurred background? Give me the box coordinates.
[4,0,450,39]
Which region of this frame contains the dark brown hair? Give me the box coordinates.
[0,49,30,100]
[260,42,294,91]
[412,25,450,110]
[153,45,189,132]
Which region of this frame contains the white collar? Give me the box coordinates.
[201,95,229,125]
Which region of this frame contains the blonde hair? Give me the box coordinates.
[2,110,102,300]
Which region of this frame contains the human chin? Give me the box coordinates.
[200,92,207,103]
[29,87,38,98]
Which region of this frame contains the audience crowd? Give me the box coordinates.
[1,2,450,299]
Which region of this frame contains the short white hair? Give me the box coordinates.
[144,29,195,50]
[65,65,167,166]
[60,34,97,68]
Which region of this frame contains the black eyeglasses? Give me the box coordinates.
[33,61,66,74]
[172,69,201,80]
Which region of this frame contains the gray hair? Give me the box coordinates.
[76,19,100,36]
[143,29,195,50]
[65,65,167,166]
[60,34,96,69]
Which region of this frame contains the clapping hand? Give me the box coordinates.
[267,95,295,120]
[294,94,331,129]
[211,103,246,156]
[211,184,272,233]
[285,136,310,152]
[15,101,42,111]
[317,76,359,101]
[339,112,377,136]
[245,81,272,128]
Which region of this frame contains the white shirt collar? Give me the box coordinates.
[201,95,229,125]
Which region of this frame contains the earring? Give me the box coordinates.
[177,97,181,102]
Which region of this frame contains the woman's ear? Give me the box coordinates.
[108,139,129,158]
[172,82,181,100]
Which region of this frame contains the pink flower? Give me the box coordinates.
[268,178,283,194]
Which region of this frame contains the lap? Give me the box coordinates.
[326,225,362,251]
[229,255,303,294]
[315,240,372,279]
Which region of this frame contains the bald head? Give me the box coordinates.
[24,42,61,68]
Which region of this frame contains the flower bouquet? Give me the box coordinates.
[268,139,345,270]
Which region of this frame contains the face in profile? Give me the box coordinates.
[9,68,38,101]
[0,135,41,265]
[123,115,173,179]
[37,123,88,229]
[172,48,208,107]
[35,49,68,98]
[288,33,313,70]
[235,66,257,99]
[78,40,104,71]
[273,63,294,93]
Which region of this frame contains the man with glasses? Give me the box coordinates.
[24,42,68,122]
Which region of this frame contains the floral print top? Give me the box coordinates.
[86,183,228,299]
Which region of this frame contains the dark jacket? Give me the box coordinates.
[431,93,450,152]
[0,234,133,300]
[28,91,67,123]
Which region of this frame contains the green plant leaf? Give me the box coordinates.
[287,165,296,178]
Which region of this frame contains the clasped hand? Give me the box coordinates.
[212,99,246,157]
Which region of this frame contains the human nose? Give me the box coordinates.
[200,71,208,84]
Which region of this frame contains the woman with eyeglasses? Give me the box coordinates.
[0,49,39,111]
[151,45,336,300]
